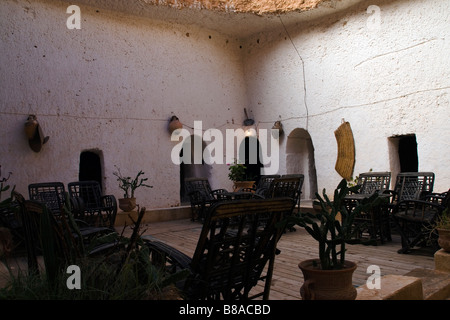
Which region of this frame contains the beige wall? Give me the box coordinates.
[1,0,449,210]
[0,0,247,207]
[243,0,450,193]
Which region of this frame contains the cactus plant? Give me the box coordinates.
[284,178,383,270]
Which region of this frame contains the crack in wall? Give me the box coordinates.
[310,85,450,118]
[354,37,445,69]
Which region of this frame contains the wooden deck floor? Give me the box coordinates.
[118,218,437,300]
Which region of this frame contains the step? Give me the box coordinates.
[356,274,424,300]
[404,268,450,300]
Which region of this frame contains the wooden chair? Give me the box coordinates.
[356,171,391,195]
[389,172,435,204]
[392,189,449,253]
[13,191,121,275]
[256,175,304,211]
[29,182,117,242]
[67,180,117,228]
[143,198,295,300]
[237,175,281,197]
[184,177,228,221]
[28,182,68,216]
[345,172,392,243]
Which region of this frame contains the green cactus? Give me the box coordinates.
[284,178,383,270]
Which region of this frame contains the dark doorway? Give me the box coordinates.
[239,136,263,184]
[79,151,103,189]
[179,135,212,204]
[398,135,418,172]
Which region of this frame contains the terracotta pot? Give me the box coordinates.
[119,197,136,212]
[437,228,450,252]
[168,116,183,134]
[24,115,38,139]
[233,181,255,192]
[298,259,357,300]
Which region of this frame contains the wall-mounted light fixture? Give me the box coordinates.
[168,115,183,135]
[24,114,49,152]
[243,108,256,137]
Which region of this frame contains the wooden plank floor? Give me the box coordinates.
[118,218,437,300]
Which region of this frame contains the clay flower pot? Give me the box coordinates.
[437,228,450,252]
[119,197,136,212]
[298,259,357,300]
[168,116,183,134]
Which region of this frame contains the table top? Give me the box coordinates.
[344,193,392,201]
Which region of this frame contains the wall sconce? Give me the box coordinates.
[272,120,283,139]
[24,114,49,152]
[168,115,183,134]
[243,108,256,137]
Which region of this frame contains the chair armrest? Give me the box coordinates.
[142,235,192,272]
[211,189,229,200]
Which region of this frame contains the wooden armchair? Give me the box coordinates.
[345,172,392,243]
[256,175,304,211]
[143,198,295,300]
[184,177,228,221]
[28,181,117,246]
[389,172,435,205]
[13,191,121,275]
[67,180,117,229]
[237,175,281,197]
[392,189,449,253]
[356,171,391,195]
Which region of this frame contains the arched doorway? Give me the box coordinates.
[79,150,103,190]
[179,135,212,204]
[286,129,318,199]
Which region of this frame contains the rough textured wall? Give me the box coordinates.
[139,0,327,14]
[244,0,450,193]
[0,0,247,207]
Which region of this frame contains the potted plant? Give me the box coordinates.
[282,178,382,300]
[113,166,153,212]
[436,207,450,252]
[227,160,255,192]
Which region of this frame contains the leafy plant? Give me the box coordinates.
[113,166,153,198]
[0,165,14,206]
[227,160,248,182]
[282,179,383,270]
[436,208,450,230]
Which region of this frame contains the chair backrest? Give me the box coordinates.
[68,181,117,228]
[266,175,304,210]
[256,175,281,189]
[28,182,66,216]
[356,172,391,194]
[186,197,295,300]
[13,191,69,275]
[392,172,435,202]
[184,177,215,201]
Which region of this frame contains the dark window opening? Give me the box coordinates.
[79,151,102,190]
[398,135,418,172]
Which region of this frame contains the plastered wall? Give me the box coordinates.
[1,0,449,211]
[243,0,450,193]
[0,0,247,208]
